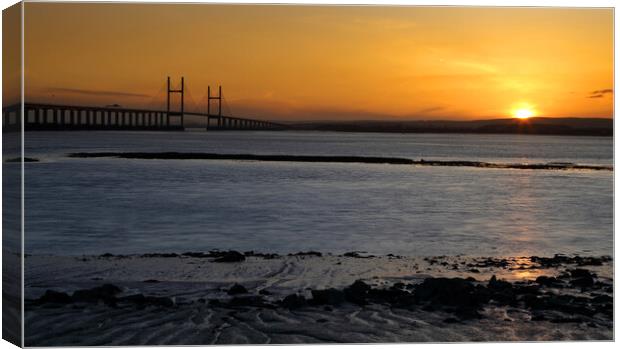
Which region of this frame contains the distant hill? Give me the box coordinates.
[288,117,612,136]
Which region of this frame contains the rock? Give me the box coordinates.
[311,288,345,305]
[145,296,174,307]
[392,282,405,289]
[531,255,571,268]
[212,251,246,263]
[182,252,210,258]
[535,276,561,287]
[244,251,280,259]
[227,284,248,295]
[114,294,174,308]
[520,294,544,309]
[141,253,179,258]
[576,257,604,266]
[289,251,322,257]
[454,306,482,319]
[570,269,596,279]
[228,296,272,308]
[414,277,488,308]
[472,257,510,268]
[209,299,224,307]
[38,290,72,304]
[343,251,374,258]
[367,287,414,306]
[5,157,39,162]
[514,285,540,297]
[550,317,584,324]
[571,277,594,288]
[72,284,121,303]
[344,280,371,305]
[258,289,272,296]
[280,294,307,309]
[119,294,147,305]
[592,294,612,303]
[488,275,512,290]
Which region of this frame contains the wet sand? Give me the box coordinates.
[24,252,613,345]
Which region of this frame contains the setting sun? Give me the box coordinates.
[514,108,535,119]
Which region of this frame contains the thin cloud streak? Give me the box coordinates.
[47,87,150,98]
[591,89,613,95]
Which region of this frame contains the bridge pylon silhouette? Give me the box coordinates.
[207,85,223,129]
[167,76,184,128]
[3,77,286,133]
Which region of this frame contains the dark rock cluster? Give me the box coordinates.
[531,255,612,268]
[30,268,613,325]
[31,284,174,308]
[288,251,323,257]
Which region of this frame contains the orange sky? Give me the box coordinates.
[22,3,613,121]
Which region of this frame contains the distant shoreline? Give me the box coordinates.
[68,152,613,171]
[12,116,613,136]
[285,117,613,137]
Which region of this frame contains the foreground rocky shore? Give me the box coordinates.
[25,252,613,345]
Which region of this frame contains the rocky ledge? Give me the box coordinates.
[28,266,612,326]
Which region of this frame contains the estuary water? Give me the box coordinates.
[22,131,613,257]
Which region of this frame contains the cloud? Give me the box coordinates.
[591,89,613,95]
[416,106,445,114]
[588,88,613,98]
[47,87,150,98]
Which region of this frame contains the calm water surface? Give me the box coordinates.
[23,131,613,257]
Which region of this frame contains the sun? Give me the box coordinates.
[511,104,537,119]
[514,108,534,119]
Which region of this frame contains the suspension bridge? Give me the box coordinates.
[2,77,286,132]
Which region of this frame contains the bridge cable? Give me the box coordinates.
[183,83,201,114]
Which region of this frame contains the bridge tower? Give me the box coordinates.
[207,85,222,128]
[166,76,184,128]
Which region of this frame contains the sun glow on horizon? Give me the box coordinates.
[511,103,537,119]
[514,108,534,119]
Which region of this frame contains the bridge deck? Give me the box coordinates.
[2,103,285,132]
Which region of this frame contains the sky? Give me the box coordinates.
[21,3,613,121]
[2,2,21,107]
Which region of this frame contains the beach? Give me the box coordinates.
[20,131,613,345]
[25,251,613,345]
